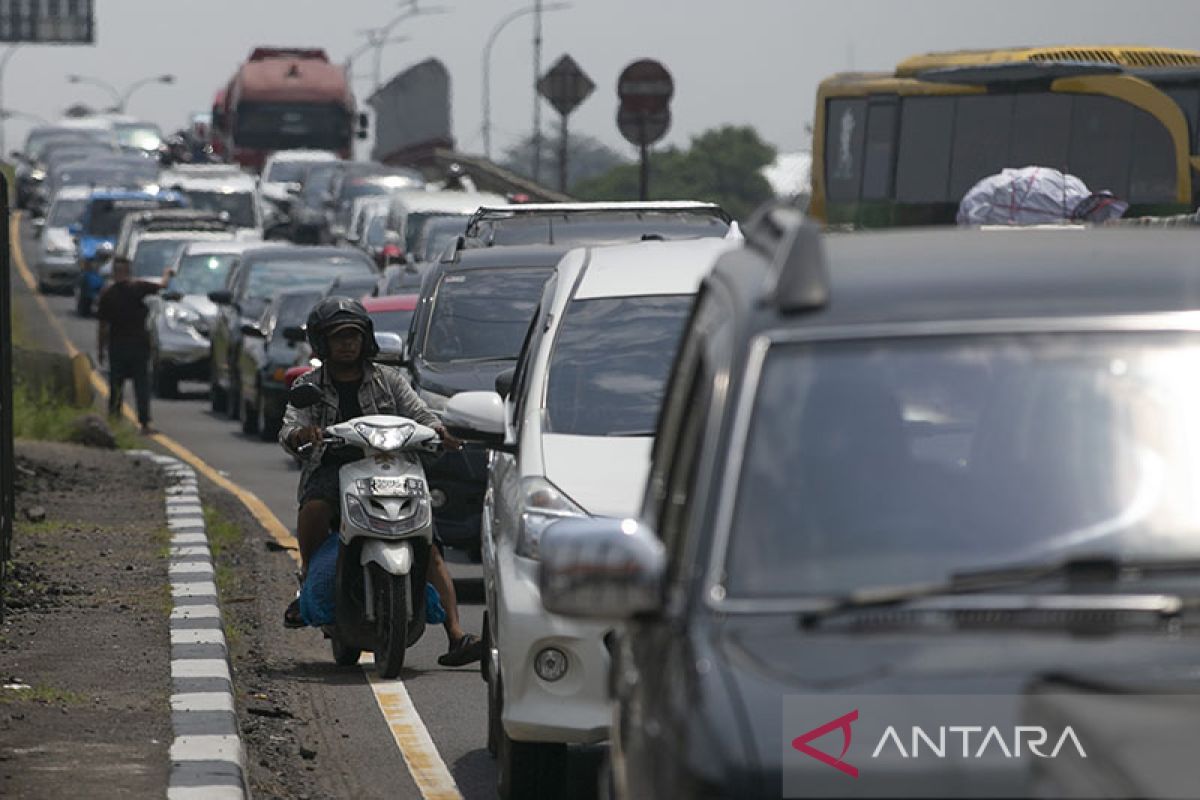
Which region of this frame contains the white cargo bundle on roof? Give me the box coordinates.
[957,166,1128,226]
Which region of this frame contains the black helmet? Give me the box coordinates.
[305,296,378,361]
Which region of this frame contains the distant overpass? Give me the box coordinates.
[378,142,573,203]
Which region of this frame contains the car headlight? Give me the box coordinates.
[354,421,414,452]
[29,169,46,182]
[164,303,202,333]
[516,477,586,560]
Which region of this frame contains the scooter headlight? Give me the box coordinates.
[345,493,430,536]
[354,422,414,452]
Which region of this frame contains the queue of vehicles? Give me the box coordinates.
[12,38,1200,799]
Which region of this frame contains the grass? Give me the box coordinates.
[0,684,89,706]
[12,382,142,449]
[203,505,247,649]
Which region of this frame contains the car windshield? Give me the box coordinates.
[370,309,414,335]
[115,124,162,152]
[28,131,109,160]
[546,295,694,436]
[265,160,315,184]
[424,268,552,363]
[302,165,339,204]
[85,198,165,237]
[132,239,187,279]
[269,292,322,341]
[183,190,257,228]
[234,103,349,151]
[724,332,1200,600]
[418,217,469,262]
[246,259,372,300]
[59,165,157,189]
[48,198,87,227]
[171,253,237,295]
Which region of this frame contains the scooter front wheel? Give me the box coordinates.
[371,563,409,679]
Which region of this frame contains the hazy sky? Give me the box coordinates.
[2,0,1197,160]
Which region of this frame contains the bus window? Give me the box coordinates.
[949,95,1015,200]
[1070,95,1135,199]
[1131,109,1177,202]
[896,96,954,202]
[862,102,897,200]
[1010,94,1071,170]
[825,99,867,201]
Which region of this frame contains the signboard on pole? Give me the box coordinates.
[537,54,594,118]
[617,106,670,148]
[0,0,94,44]
[616,58,675,200]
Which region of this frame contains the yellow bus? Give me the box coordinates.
[810,46,1200,228]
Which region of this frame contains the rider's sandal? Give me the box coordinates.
[437,633,483,667]
[283,594,305,629]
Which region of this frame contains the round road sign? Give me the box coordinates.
[617,59,674,115]
[617,106,671,147]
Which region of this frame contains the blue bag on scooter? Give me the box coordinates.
[426,583,446,625]
[299,534,338,627]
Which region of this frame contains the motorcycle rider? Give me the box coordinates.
[279,297,483,667]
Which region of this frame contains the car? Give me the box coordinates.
[534,211,1200,799]
[150,240,257,397]
[159,167,264,238]
[259,148,339,204]
[443,237,738,798]
[321,272,378,302]
[128,230,238,286]
[207,246,376,417]
[39,155,159,207]
[26,140,125,217]
[344,195,390,248]
[33,186,91,294]
[355,201,400,271]
[325,166,424,242]
[71,189,188,316]
[236,287,324,439]
[16,128,118,210]
[114,208,235,263]
[374,214,472,296]
[287,160,344,243]
[385,189,507,258]
[406,245,570,554]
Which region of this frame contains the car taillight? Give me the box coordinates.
[379,243,403,267]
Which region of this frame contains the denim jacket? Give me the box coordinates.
[279,362,440,500]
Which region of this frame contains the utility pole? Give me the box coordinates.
[0,46,20,156]
[531,0,543,182]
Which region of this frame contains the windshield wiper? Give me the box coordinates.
[797,556,1200,627]
[605,429,655,437]
[442,355,516,365]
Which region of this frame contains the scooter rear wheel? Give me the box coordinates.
[371,563,409,679]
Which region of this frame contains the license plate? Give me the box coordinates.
[370,477,408,496]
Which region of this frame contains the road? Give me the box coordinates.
[13,220,554,800]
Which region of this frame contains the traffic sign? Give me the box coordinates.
[0,0,94,43]
[538,54,595,118]
[617,106,670,148]
[617,59,674,115]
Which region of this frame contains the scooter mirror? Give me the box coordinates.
[289,382,323,410]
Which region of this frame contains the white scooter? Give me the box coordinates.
[290,382,438,679]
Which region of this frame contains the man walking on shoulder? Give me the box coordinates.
[96,255,160,435]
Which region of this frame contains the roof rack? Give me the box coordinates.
[464,201,732,235]
[742,203,829,313]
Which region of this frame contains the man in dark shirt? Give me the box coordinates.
[96,256,160,434]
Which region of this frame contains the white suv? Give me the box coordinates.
[444,237,739,798]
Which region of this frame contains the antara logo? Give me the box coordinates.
[792,710,1087,778]
[792,710,860,778]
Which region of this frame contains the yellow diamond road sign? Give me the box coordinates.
[538,54,595,118]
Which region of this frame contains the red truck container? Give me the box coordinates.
[217,47,364,172]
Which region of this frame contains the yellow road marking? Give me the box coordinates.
[10,212,464,800]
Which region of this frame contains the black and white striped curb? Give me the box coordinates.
[129,451,247,800]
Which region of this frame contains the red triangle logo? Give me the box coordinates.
[791,709,860,778]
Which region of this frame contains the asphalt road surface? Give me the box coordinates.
[14,220,589,800]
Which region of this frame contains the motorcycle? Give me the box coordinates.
[289,381,438,679]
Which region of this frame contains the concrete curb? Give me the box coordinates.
[128,450,248,800]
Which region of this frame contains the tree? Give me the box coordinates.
[499,132,628,192]
[573,125,778,221]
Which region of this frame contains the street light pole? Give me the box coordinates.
[531,0,543,182]
[0,45,21,155]
[357,0,450,96]
[119,74,174,113]
[66,74,121,111]
[480,2,569,161]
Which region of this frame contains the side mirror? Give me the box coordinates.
[495,368,515,400]
[374,331,406,365]
[539,517,666,620]
[442,391,507,449]
[208,289,233,305]
[281,325,306,343]
[241,322,266,338]
[288,381,323,410]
